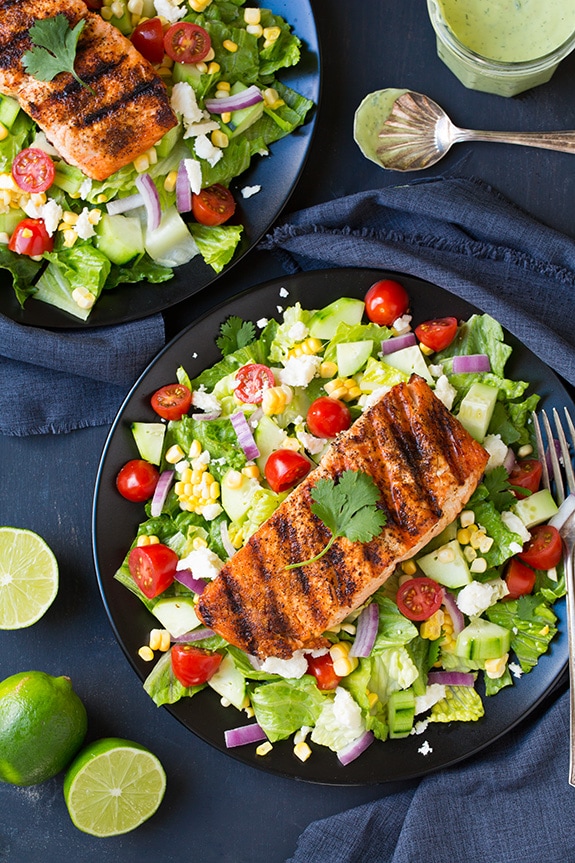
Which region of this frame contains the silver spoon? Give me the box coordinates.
[372,89,575,171]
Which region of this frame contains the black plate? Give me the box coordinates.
[92,267,569,785]
[1,0,319,330]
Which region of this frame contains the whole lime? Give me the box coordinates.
[0,670,87,786]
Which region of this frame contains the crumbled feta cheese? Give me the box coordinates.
[288,321,308,342]
[428,363,444,378]
[501,510,532,544]
[257,317,268,328]
[194,134,223,167]
[509,662,523,678]
[483,434,509,470]
[191,386,221,415]
[23,198,62,235]
[241,184,261,198]
[192,449,211,468]
[192,352,198,359]
[202,503,223,521]
[184,159,202,195]
[154,0,186,23]
[433,374,457,410]
[177,546,224,580]
[456,578,509,617]
[332,687,363,731]
[411,718,430,735]
[277,305,283,314]
[393,314,412,334]
[171,82,204,125]
[75,207,98,240]
[418,740,433,756]
[183,120,220,139]
[414,683,446,715]
[278,355,321,387]
[296,428,326,456]
[79,178,93,200]
[279,286,289,298]
[175,460,190,472]
[261,651,309,679]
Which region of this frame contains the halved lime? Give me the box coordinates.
[63,738,167,837]
[0,527,58,629]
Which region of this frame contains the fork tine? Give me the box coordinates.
[556,407,575,497]
[532,410,551,492]
[542,409,566,504]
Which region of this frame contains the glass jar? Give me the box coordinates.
[427,0,575,97]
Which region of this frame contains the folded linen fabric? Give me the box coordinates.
[0,312,165,435]
[260,176,575,388]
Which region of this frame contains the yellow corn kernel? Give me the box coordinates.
[0,122,8,142]
[320,361,338,379]
[398,572,413,587]
[111,0,125,17]
[30,192,47,207]
[484,654,508,679]
[366,690,379,710]
[87,208,101,225]
[262,384,292,416]
[96,193,108,204]
[469,530,486,550]
[280,437,301,452]
[441,610,457,651]
[437,545,455,564]
[340,623,356,636]
[100,5,113,18]
[195,61,208,74]
[256,741,273,757]
[262,87,284,109]
[401,559,417,576]
[165,444,185,464]
[242,463,260,480]
[136,534,160,547]
[517,443,533,458]
[478,534,494,553]
[420,609,445,641]
[293,741,312,762]
[244,705,255,718]
[263,26,281,43]
[158,630,171,651]
[207,61,220,76]
[147,146,158,166]
[133,153,150,173]
[127,0,143,15]
[209,482,220,500]
[148,628,164,651]
[62,210,78,225]
[246,23,263,37]
[460,509,475,528]
[287,337,323,359]
[180,467,193,483]
[457,527,471,545]
[211,129,229,149]
[221,111,232,124]
[225,470,244,490]
[244,7,261,24]
[217,80,231,92]
[138,645,155,661]
[189,0,211,10]
[174,481,185,495]
[0,173,18,191]
[189,439,202,459]
[71,286,95,308]
[470,557,487,573]
[192,536,208,550]
[539,625,550,636]
[463,545,477,562]
[330,642,359,677]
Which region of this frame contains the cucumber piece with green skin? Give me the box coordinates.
[513,488,559,529]
[152,596,201,638]
[254,414,287,474]
[455,618,511,661]
[0,208,25,235]
[95,213,144,265]
[388,688,415,738]
[456,382,499,443]
[221,472,261,522]
[172,62,203,90]
[227,83,265,138]
[0,94,20,128]
[131,422,165,466]
[155,124,181,159]
[417,539,472,588]
[381,345,433,384]
[308,297,365,340]
[207,653,246,710]
[336,340,373,377]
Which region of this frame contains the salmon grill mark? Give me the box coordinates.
[219,572,257,653]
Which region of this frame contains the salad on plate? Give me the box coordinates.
[109,276,567,768]
[0,0,313,319]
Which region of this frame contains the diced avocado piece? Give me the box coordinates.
[308,297,365,340]
[514,488,559,529]
[207,653,246,710]
[152,596,201,638]
[417,539,472,588]
[456,382,499,442]
[155,124,181,159]
[388,688,415,738]
[131,422,165,466]
[221,472,261,523]
[172,61,204,89]
[0,208,25,235]
[0,94,20,129]
[336,340,373,377]
[254,414,287,474]
[455,618,511,662]
[95,213,144,265]
[381,345,433,384]
[226,83,265,137]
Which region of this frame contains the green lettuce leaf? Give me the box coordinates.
[250,676,326,742]
[428,685,484,723]
[143,648,205,706]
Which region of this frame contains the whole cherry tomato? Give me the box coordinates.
[306,396,352,439]
[365,279,409,326]
[116,459,159,502]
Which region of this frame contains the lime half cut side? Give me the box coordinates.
[0,527,58,629]
[63,738,167,837]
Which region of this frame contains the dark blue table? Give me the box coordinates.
[2,2,575,860]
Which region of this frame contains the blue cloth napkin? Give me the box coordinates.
[0,312,165,435]
[260,175,575,387]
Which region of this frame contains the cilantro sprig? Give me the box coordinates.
[22,15,94,94]
[286,469,387,570]
[216,316,256,356]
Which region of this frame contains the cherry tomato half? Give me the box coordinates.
[265,449,311,493]
[509,458,543,499]
[415,316,458,352]
[11,147,55,193]
[131,17,165,65]
[396,577,443,622]
[192,184,236,226]
[116,458,159,502]
[365,279,409,326]
[8,218,53,257]
[235,364,275,404]
[164,22,211,64]
[306,653,342,691]
[128,543,178,599]
[171,644,223,687]
[306,396,352,439]
[151,383,192,421]
[504,557,537,600]
[518,524,563,570]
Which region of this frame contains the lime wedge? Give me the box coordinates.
[63,738,166,837]
[0,527,58,629]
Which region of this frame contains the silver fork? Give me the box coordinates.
[532,408,575,786]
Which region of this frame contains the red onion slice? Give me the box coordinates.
[174,569,207,595]
[106,192,144,215]
[150,470,173,517]
[176,160,192,214]
[220,521,237,559]
[503,446,516,474]
[135,173,162,231]
[452,354,491,374]
[172,626,215,642]
[231,411,260,460]
[349,602,379,657]
[381,333,416,355]
[442,591,465,635]
[337,730,374,765]
[224,722,267,748]
[191,411,220,421]
[205,85,263,114]
[427,671,475,687]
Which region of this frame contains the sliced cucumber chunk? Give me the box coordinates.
[0,94,20,128]
[131,422,165,466]
[152,596,201,638]
[455,618,511,662]
[95,213,144,265]
[254,414,287,474]
[514,488,559,529]
[308,297,365,340]
[221,472,261,523]
[336,340,373,377]
[456,382,498,442]
[388,688,415,738]
[381,345,433,384]
[207,653,246,710]
[417,539,472,588]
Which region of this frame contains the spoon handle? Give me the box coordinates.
[458,128,575,155]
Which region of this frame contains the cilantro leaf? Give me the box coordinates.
[22,15,94,94]
[216,316,256,357]
[286,470,387,569]
[482,466,516,512]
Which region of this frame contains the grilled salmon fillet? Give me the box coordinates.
[197,375,489,660]
[0,0,177,180]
